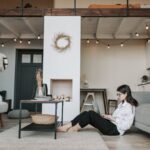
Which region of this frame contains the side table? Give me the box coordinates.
[18,99,64,139]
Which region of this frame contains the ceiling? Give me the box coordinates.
[0,17,44,39]
[0,17,150,40]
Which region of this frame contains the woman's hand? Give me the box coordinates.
[101,114,115,121]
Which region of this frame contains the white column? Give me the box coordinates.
[42,16,81,121]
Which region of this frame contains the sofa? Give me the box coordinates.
[132,91,150,134]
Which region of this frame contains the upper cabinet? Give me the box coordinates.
[146,41,150,70]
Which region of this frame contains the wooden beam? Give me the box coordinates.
[0,8,150,17]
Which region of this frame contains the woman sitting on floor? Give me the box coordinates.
[57,84,138,135]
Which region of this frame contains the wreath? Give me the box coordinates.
[53,33,71,52]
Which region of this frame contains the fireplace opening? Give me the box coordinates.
[50,79,72,101]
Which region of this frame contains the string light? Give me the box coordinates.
[146,25,149,30]
[37,35,41,40]
[13,38,17,42]
[1,43,4,47]
[135,33,139,37]
[86,39,90,44]
[107,44,110,49]
[27,40,31,45]
[95,40,99,44]
[19,39,23,44]
[120,43,124,47]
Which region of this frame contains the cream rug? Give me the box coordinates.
[0,124,109,150]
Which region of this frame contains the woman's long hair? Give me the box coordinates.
[117,84,138,107]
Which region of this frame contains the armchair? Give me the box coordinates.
[0,95,8,127]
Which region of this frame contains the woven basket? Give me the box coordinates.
[31,114,58,125]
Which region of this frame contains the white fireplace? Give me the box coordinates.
[42,16,81,121]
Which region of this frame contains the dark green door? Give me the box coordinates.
[14,49,43,111]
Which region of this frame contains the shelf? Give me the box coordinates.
[138,81,150,86]
[21,122,61,132]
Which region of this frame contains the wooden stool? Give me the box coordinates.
[108,99,118,114]
[81,92,96,112]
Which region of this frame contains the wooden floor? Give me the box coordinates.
[0,114,150,150]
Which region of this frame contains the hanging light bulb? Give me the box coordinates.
[107,44,110,49]
[146,25,149,30]
[19,39,23,44]
[28,40,31,45]
[86,39,90,44]
[95,40,99,44]
[120,42,124,47]
[135,33,139,37]
[13,38,17,42]
[1,43,4,47]
[37,35,41,40]
[148,39,150,43]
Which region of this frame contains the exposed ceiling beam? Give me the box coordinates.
[23,17,38,38]
[0,19,20,38]
[96,18,101,38]
[114,18,125,38]
[0,33,44,39]
[81,33,149,40]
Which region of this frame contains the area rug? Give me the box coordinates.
[0,124,109,150]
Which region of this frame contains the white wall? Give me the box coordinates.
[54,0,150,8]
[145,41,150,69]
[81,40,149,102]
[42,16,81,121]
[0,40,43,108]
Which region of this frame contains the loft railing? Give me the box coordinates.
[0,0,149,17]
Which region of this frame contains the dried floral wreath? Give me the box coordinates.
[53,33,71,52]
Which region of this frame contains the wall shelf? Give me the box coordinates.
[138,81,150,86]
[50,79,72,101]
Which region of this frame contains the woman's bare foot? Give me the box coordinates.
[67,123,81,132]
[57,123,72,132]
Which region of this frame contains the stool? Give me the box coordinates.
[81,92,97,112]
[108,99,118,114]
